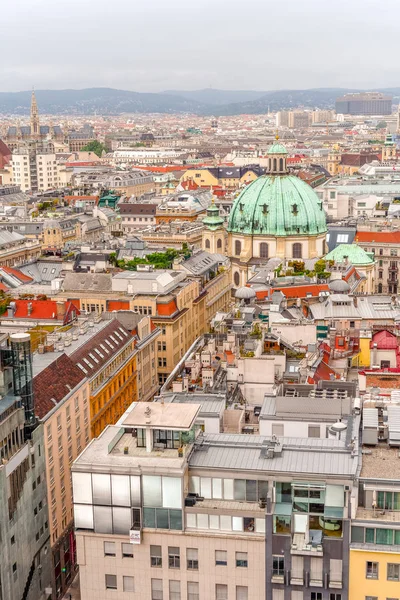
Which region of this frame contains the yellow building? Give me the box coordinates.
[350,548,400,600]
[42,217,81,252]
[350,448,400,600]
[69,319,138,437]
[180,166,263,190]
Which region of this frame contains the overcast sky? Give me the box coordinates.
[2,0,399,92]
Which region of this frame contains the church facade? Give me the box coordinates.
[227,140,328,287]
[5,91,64,150]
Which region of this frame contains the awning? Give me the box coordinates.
[324,506,344,519]
[325,485,344,508]
[274,503,293,516]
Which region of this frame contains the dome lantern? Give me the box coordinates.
[267,135,289,175]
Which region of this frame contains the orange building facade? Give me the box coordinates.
[69,320,138,437]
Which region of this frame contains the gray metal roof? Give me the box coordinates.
[63,272,112,291]
[190,433,358,477]
[387,406,400,446]
[182,251,228,276]
[363,408,378,429]
[159,393,225,417]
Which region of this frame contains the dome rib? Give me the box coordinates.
[227,174,327,237]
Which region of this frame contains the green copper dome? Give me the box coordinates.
[267,141,288,155]
[325,244,374,265]
[227,174,327,237]
[203,201,224,230]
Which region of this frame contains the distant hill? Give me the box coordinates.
[0,88,205,115]
[0,87,398,116]
[164,88,268,106]
[205,88,357,116]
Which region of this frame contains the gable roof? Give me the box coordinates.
[70,320,132,379]
[33,353,86,419]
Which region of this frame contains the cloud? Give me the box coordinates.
[1,0,399,92]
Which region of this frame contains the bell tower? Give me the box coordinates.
[267,134,289,175]
[30,90,40,138]
[202,199,226,254]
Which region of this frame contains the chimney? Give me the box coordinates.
[56,301,66,321]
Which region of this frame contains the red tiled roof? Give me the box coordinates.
[1,266,33,283]
[70,320,132,378]
[255,284,329,300]
[309,360,340,384]
[12,299,79,321]
[156,299,178,316]
[355,231,400,244]
[371,330,398,350]
[33,354,86,419]
[14,299,60,319]
[107,300,130,311]
[0,282,9,292]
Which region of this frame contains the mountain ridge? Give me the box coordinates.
[0,87,398,116]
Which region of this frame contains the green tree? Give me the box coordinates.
[81,140,107,157]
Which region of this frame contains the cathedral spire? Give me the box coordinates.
[30,90,40,137]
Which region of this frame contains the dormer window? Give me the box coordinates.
[292,204,298,216]
[262,203,269,215]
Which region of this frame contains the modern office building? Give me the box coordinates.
[335,93,392,116]
[0,333,52,600]
[73,397,359,600]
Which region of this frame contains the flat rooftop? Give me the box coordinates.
[360,445,400,479]
[72,425,191,474]
[121,401,201,430]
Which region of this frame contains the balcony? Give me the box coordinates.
[356,507,400,523]
[291,532,323,556]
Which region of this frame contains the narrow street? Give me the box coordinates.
[62,574,80,600]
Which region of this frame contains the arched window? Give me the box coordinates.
[259,242,269,259]
[279,158,284,171]
[378,283,383,294]
[292,243,302,259]
[235,240,242,256]
[234,271,240,287]
[273,158,277,171]
[217,238,222,249]
[205,238,210,249]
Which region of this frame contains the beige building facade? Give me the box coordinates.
[33,353,91,598]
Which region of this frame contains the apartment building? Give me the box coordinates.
[118,202,157,232]
[349,403,400,600]
[68,319,138,437]
[33,353,90,599]
[10,144,63,193]
[0,229,42,267]
[72,398,359,600]
[102,312,161,403]
[0,333,52,600]
[354,230,400,294]
[59,268,225,386]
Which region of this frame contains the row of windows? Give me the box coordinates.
[204,238,223,250]
[233,241,302,259]
[366,561,399,581]
[148,546,247,569]
[352,526,400,547]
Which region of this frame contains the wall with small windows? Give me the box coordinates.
[76,528,265,600]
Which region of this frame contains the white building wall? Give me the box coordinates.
[259,418,330,438]
[270,323,317,346]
